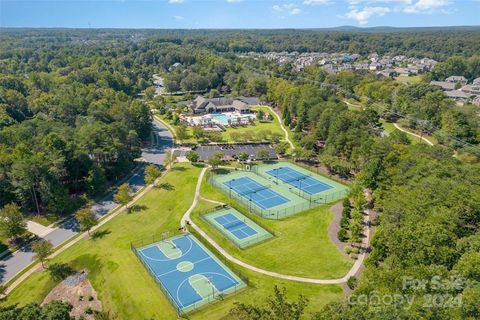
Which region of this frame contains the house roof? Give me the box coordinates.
[445,90,473,99]
[430,81,456,91]
[446,76,467,82]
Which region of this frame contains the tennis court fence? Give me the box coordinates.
[208,174,312,219]
[250,165,349,204]
[200,207,274,249]
[130,231,247,315]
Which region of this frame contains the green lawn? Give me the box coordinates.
[394,75,424,84]
[3,163,345,319]
[195,172,353,278]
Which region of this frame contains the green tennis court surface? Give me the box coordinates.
[208,162,349,219]
[203,207,273,248]
[254,162,348,203]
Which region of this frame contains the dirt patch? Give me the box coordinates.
[42,270,102,319]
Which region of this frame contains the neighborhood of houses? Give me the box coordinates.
[244,51,438,76]
[430,76,480,106]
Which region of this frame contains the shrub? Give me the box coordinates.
[85,307,93,314]
[340,216,349,229]
[337,228,348,242]
[347,276,358,290]
[345,246,352,254]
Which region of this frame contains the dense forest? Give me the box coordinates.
[1,28,480,319]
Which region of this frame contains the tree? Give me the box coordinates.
[256,110,265,121]
[145,164,162,185]
[176,125,188,141]
[75,208,98,236]
[237,151,249,162]
[207,152,223,169]
[229,286,308,320]
[186,151,199,163]
[0,203,26,241]
[144,86,155,100]
[114,183,133,212]
[256,149,270,160]
[32,239,53,268]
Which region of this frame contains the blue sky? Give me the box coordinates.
[1,0,479,29]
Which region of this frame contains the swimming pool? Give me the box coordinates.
[210,113,255,125]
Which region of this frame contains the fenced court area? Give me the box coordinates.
[223,176,289,209]
[203,207,273,248]
[208,170,315,219]
[253,162,348,203]
[208,162,348,219]
[131,234,246,315]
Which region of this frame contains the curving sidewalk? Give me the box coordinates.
[262,106,295,150]
[181,167,371,284]
[393,123,434,146]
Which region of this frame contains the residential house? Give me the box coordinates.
[430,81,456,91]
[444,90,473,106]
[445,76,468,85]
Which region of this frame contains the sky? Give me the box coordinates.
[1,0,479,29]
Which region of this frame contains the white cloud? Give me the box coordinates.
[344,6,390,24]
[226,0,244,2]
[403,0,450,13]
[273,3,303,15]
[174,15,184,20]
[303,0,330,5]
[168,0,184,4]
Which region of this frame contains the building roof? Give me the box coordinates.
[445,90,473,99]
[446,76,467,83]
[430,81,456,91]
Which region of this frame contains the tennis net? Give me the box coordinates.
[237,185,271,196]
[223,220,244,230]
[283,173,311,183]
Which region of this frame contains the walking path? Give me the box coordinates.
[1,119,173,286]
[263,106,295,150]
[393,123,435,146]
[181,166,372,284]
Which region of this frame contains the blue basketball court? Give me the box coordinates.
[136,234,245,314]
[266,167,333,195]
[223,176,290,209]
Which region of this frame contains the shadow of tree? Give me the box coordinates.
[158,182,175,191]
[130,204,148,213]
[48,263,76,281]
[91,229,111,240]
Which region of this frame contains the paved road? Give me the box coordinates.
[0,119,173,284]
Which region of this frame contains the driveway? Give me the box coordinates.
[0,119,173,284]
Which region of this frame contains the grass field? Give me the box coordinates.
[3,164,345,319]
[197,172,353,278]
[394,75,424,84]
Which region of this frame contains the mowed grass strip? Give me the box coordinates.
[196,175,353,279]
[3,164,345,319]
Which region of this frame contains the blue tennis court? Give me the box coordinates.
[267,167,333,195]
[136,234,245,314]
[223,176,290,209]
[214,213,257,240]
